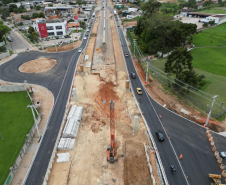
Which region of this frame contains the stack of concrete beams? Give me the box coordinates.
[57,138,76,151]
[62,118,79,138]
[62,105,83,138]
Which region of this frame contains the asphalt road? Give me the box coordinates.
[0,17,97,184]
[111,8,226,185]
[6,28,32,51]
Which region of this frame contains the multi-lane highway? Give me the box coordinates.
[111,7,226,185]
[0,17,97,184]
[0,2,225,184]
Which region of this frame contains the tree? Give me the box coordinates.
[32,31,38,42]
[21,15,30,20]
[9,4,17,12]
[165,47,193,78]
[1,8,10,20]
[13,8,18,13]
[28,26,35,34]
[79,21,86,29]
[0,24,11,42]
[209,20,215,25]
[39,12,45,18]
[68,19,74,23]
[32,13,39,19]
[140,0,161,18]
[35,5,41,10]
[30,5,34,9]
[202,23,208,27]
[18,22,23,26]
[48,3,53,7]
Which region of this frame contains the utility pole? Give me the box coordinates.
[205,95,218,127]
[27,105,41,138]
[133,39,136,57]
[55,42,57,52]
[145,61,149,83]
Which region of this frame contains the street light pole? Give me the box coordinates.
[27,105,41,138]
[133,39,136,57]
[205,95,218,127]
[146,61,149,83]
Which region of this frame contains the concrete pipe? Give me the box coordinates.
[206,129,210,134]
[220,164,225,170]
[218,158,222,164]
[212,146,216,152]
[215,151,219,157]
[210,141,215,146]
[222,170,226,177]
[207,133,211,138]
[209,137,213,142]
[216,155,221,160]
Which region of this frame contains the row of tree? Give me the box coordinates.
[134,14,197,57]
[133,0,206,90]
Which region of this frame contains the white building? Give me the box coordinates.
[199,14,226,24]
[33,19,68,37]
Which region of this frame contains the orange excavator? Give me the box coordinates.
[107,100,118,163]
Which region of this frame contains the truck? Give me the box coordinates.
[126,15,134,20]
[128,8,138,13]
[114,10,117,15]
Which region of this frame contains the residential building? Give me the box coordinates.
[78,14,88,22]
[179,8,195,17]
[32,0,44,5]
[33,19,68,37]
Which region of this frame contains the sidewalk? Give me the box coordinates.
[0,54,17,65]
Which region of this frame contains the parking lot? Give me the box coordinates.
[42,32,82,47]
[180,17,203,29]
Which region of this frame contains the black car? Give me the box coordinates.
[131,72,136,79]
[171,165,176,174]
[156,130,164,141]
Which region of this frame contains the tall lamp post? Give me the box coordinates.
[205,95,218,127]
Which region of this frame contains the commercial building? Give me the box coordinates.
[33,19,68,37]
[199,14,226,24]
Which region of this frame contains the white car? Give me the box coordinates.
[220,151,226,159]
[83,37,87,40]
[78,48,82,53]
[87,29,90,31]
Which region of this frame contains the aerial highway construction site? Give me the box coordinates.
[0,0,226,184]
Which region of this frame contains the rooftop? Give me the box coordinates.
[212,14,226,17]
[67,22,80,28]
[188,12,214,16]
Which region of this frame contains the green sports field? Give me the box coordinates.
[0,91,33,184]
[198,7,226,14]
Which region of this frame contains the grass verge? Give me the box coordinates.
[0,91,34,184]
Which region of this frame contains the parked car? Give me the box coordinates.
[136,88,142,95]
[131,72,136,79]
[156,130,164,141]
[125,53,129,57]
[220,151,226,159]
[87,29,90,32]
[83,37,87,40]
[85,33,88,36]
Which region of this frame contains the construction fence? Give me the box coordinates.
[126,30,226,119]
